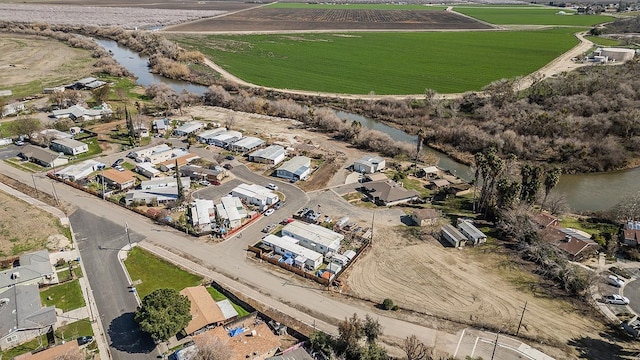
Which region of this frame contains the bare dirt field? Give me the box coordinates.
[166,8,492,32]
[0,188,68,263]
[0,34,95,92]
[0,0,252,11]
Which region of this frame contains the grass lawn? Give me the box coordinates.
[559,217,619,237]
[124,247,202,299]
[55,319,94,342]
[4,158,42,173]
[584,35,622,46]
[174,28,580,94]
[267,3,447,10]
[75,140,102,159]
[103,75,147,102]
[206,287,250,317]
[452,6,611,26]
[40,279,86,312]
[400,177,431,199]
[0,335,48,360]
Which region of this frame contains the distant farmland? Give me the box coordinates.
[452,6,612,26]
[173,28,580,94]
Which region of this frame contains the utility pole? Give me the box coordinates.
[516,301,528,336]
[490,331,500,360]
[31,174,38,197]
[125,222,132,250]
[370,211,375,244]
[101,168,105,200]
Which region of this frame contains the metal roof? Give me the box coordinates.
[52,138,86,149]
[277,156,311,174]
[249,145,285,161]
[282,221,344,248]
[458,220,486,241]
[262,235,323,262]
[232,136,264,150]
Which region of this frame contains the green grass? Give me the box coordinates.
[584,35,622,46]
[4,158,42,173]
[103,75,147,101]
[0,119,22,138]
[0,335,48,359]
[175,28,580,94]
[267,3,447,10]
[124,247,202,299]
[57,268,72,282]
[206,287,250,317]
[401,177,431,199]
[40,280,86,312]
[76,140,102,159]
[559,217,618,237]
[452,6,611,26]
[55,319,94,342]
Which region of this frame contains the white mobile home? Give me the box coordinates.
[207,130,243,148]
[441,224,467,248]
[276,156,311,181]
[281,221,343,254]
[215,196,247,229]
[248,145,286,165]
[51,138,88,156]
[196,128,227,143]
[230,183,279,210]
[230,136,264,153]
[173,121,203,136]
[457,219,487,245]
[353,155,386,173]
[262,235,323,270]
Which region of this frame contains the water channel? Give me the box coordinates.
[97,38,639,212]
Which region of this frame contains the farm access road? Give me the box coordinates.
[172,28,596,101]
[0,157,557,360]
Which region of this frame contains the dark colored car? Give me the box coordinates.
[112,158,125,167]
[77,336,94,346]
[223,164,233,170]
[225,155,235,160]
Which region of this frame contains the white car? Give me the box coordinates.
[199,180,211,186]
[603,294,629,305]
[264,209,275,216]
[608,275,625,287]
[266,183,278,191]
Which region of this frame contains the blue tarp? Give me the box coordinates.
[229,327,243,337]
[284,258,294,265]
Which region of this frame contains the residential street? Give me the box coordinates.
[0,158,556,360]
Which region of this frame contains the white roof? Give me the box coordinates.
[191,199,214,226]
[216,299,239,320]
[355,154,384,166]
[458,220,486,240]
[249,145,285,161]
[422,166,439,174]
[277,156,311,175]
[232,136,264,150]
[40,128,73,139]
[210,130,242,142]
[197,128,227,139]
[55,159,103,179]
[133,144,171,158]
[343,250,357,260]
[136,162,161,174]
[216,196,246,222]
[141,177,191,190]
[282,221,344,249]
[52,138,86,149]
[175,121,203,133]
[231,183,278,202]
[262,235,323,262]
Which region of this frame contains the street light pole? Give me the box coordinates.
[101,168,105,200]
[125,222,132,250]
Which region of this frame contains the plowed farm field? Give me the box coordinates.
[167,8,492,32]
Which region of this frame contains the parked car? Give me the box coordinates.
[608,275,625,287]
[112,158,124,167]
[225,155,235,160]
[262,224,276,233]
[223,164,233,170]
[264,208,275,216]
[199,180,211,186]
[77,336,94,346]
[211,180,221,186]
[14,140,24,146]
[604,294,630,305]
[115,166,125,172]
[266,183,278,191]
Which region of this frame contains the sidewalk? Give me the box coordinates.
[0,183,111,360]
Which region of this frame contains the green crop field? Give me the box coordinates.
[452,6,611,26]
[266,3,447,10]
[174,28,580,94]
[585,35,621,46]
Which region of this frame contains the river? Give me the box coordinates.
[96,38,639,212]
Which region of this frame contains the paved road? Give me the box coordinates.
[0,159,555,360]
[71,209,158,360]
[623,276,640,315]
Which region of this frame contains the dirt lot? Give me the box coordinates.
[166,8,492,32]
[0,34,95,91]
[0,188,69,264]
[0,0,252,11]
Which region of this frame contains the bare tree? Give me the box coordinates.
[193,332,233,360]
[225,114,236,130]
[403,335,430,360]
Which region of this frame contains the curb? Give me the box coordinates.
[118,243,141,306]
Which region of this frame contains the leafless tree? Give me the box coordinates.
[403,335,431,360]
[193,332,233,360]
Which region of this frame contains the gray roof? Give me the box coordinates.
[19,145,63,165]
[0,250,54,289]
[442,224,466,242]
[250,145,285,161]
[77,77,97,85]
[232,136,264,150]
[85,80,106,89]
[267,348,315,360]
[216,299,239,320]
[355,154,384,166]
[52,138,86,149]
[277,156,311,175]
[458,220,486,241]
[0,284,56,339]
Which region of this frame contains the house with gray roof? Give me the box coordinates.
[353,154,386,173]
[0,284,56,350]
[51,138,88,156]
[249,145,286,165]
[173,121,203,137]
[18,145,68,168]
[55,159,104,182]
[0,250,57,291]
[196,128,227,144]
[230,136,264,153]
[275,156,311,181]
[360,180,419,206]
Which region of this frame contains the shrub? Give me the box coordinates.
[610,266,631,279]
[382,298,394,310]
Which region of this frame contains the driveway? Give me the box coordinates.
[71,209,158,360]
